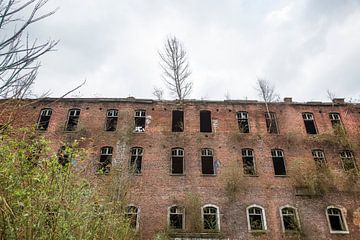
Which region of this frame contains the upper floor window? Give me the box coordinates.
[242,149,256,175]
[98,146,113,174]
[271,149,286,176]
[171,148,184,174]
[247,205,267,231]
[329,112,342,128]
[312,149,327,168]
[201,148,214,175]
[326,207,349,234]
[302,112,317,134]
[280,206,300,232]
[236,111,249,133]
[340,150,357,172]
[125,205,139,230]
[200,110,212,133]
[130,147,143,174]
[202,205,220,231]
[37,108,52,130]
[172,110,184,132]
[134,110,146,132]
[169,205,185,230]
[105,109,118,131]
[65,109,80,131]
[265,112,278,134]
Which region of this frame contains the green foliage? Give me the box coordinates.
[221,162,245,203]
[0,128,137,240]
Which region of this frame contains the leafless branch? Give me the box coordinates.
[326,89,336,103]
[152,86,163,100]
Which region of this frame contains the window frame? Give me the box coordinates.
[329,112,343,129]
[201,148,215,175]
[98,146,113,174]
[340,150,358,172]
[105,109,118,131]
[171,147,185,175]
[312,149,327,168]
[326,206,349,234]
[130,147,143,174]
[265,112,279,134]
[242,148,256,176]
[236,111,250,133]
[279,205,301,233]
[36,108,52,131]
[65,108,81,131]
[168,205,185,230]
[201,204,220,231]
[124,204,140,231]
[134,109,146,132]
[302,112,318,134]
[172,110,184,132]
[271,149,287,176]
[200,110,212,133]
[246,204,267,232]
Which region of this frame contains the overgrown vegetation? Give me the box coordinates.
[0,127,137,239]
[221,162,245,203]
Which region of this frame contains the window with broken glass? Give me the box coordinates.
[236,111,249,133]
[327,207,348,233]
[65,109,80,131]
[242,149,256,175]
[105,109,118,131]
[125,205,139,229]
[37,108,52,130]
[281,207,299,232]
[171,148,184,174]
[302,112,317,134]
[201,148,214,175]
[134,110,146,132]
[265,112,278,134]
[248,206,265,231]
[98,146,113,174]
[200,110,212,133]
[169,206,184,229]
[271,149,286,176]
[340,150,357,172]
[312,150,327,169]
[172,110,184,132]
[203,206,219,230]
[130,147,143,174]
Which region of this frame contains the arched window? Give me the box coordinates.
[246,205,267,231]
[236,111,249,133]
[37,108,52,130]
[65,108,80,131]
[105,109,118,131]
[271,149,286,176]
[312,149,327,168]
[280,205,300,232]
[326,206,349,234]
[125,205,139,230]
[130,147,143,174]
[302,112,317,134]
[340,150,357,172]
[171,148,184,174]
[242,149,256,175]
[98,146,113,174]
[168,205,185,229]
[202,204,220,231]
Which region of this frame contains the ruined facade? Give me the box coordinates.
[2,97,360,240]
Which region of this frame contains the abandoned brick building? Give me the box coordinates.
[2,97,360,240]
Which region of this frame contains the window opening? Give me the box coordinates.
[134,110,146,132]
[200,110,212,133]
[312,150,327,168]
[203,206,218,230]
[98,147,113,174]
[58,146,70,166]
[248,207,265,231]
[265,112,278,134]
[327,208,347,232]
[125,205,138,229]
[172,110,184,132]
[130,147,143,174]
[281,207,299,231]
[242,149,256,175]
[302,113,317,134]
[37,108,52,130]
[271,149,286,176]
[171,148,184,174]
[65,109,80,131]
[237,112,249,133]
[201,148,214,175]
[105,109,118,131]
[340,150,357,171]
[169,206,184,229]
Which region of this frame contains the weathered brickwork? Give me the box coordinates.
[1,98,360,240]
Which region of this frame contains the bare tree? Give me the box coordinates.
[326,89,336,103]
[152,86,164,100]
[158,36,192,100]
[0,0,58,99]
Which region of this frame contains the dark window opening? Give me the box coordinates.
[203,206,218,230]
[265,112,278,134]
[98,147,113,174]
[172,110,184,132]
[340,150,357,171]
[312,150,327,169]
[130,147,143,174]
[237,112,249,133]
[242,149,256,175]
[328,208,346,232]
[105,109,118,131]
[271,149,286,175]
[248,207,264,230]
[201,149,214,175]
[134,110,146,132]
[169,206,184,229]
[58,146,70,166]
[65,109,80,131]
[171,148,184,174]
[282,208,299,231]
[302,113,317,134]
[37,108,52,130]
[200,110,212,133]
[125,206,138,229]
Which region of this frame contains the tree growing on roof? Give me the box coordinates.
[158,36,192,100]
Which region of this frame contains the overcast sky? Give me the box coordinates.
[28,0,360,102]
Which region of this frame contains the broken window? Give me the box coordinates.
[302,112,317,134]
[125,205,139,229]
[329,112,342,128]
[172,110,184,132]
[340,150,357,172]
[265,112,278,134]
[98,146,113,174]
[242,149,256,175]
[134,110,146,132]
[201,148,214,175]
[281,207,299,232]
[200,110,212,133]
[203,205,219,230]
[312,150,327,169]
[169,205,184,229]
[327,207,348,233]
[130,147,143,174]
[57,146,70,166]
[65,109,80,131]
[237,111,249,133]
[105,109,118,131]
[37,108,52,130]
[271,149,286,176]
[247,205,266,231]
[171,148,184,174]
